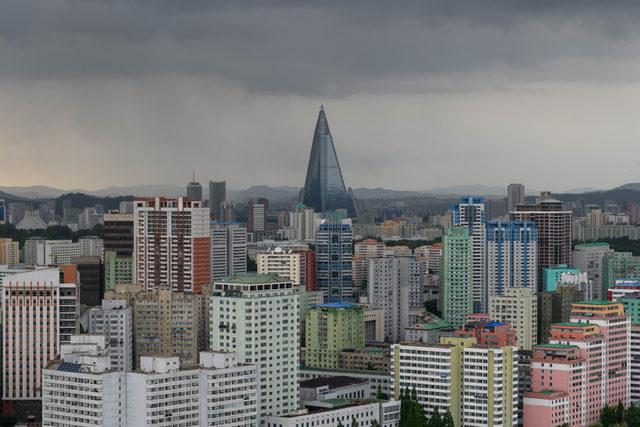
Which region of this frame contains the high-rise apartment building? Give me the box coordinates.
[368,255,424,342]
[247,198,267,234]
[510,197,572,289]
[43,349,258,427]
[316,219,353,302]
[208,180,226,220]
[186,175,202,201]
[507,183,525,213]
[2,269,78,421]
[257,247,303,286]
[352,239,386,289]
[129,289,204,368]
[0,238,20,265]
[104,212,135,291]
[87,299,133,371]
[489,287,538,350]
[0,198,5,223]
[572,242,612,300]
[289,204,319,241]
[210,221,247,280]
[133,197,210,293]
[537,284,585,344]
[452,196,486,312]
[305,302,365,369]
[632,323,640,404]
[441,226,473,328]
[602,251,640,296]
[525,301,630,426]
[414,243,442,273]
[486,221,537,298]
[70,255,104,306]
[209,274,299,423]
[300,106,357,218]
[391,337,518,427]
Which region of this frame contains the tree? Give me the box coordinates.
[350,417,358,427]
[600,404,619,427]
[442,410,455,427]
[337,421,344,427]
[371,421,381,427]
[625,403,640,426]
[427,407,442,427]
[617,400,625,424]
[376,385,388,400]
[0,415,15,427]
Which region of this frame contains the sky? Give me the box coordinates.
[2,1,640,192]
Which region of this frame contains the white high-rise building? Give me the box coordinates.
[486,221,538,299]
[572,242,613,300]
[42,347,258,427]
[368,256,424,342]
[391,337,518,427]
[87,299,134,371]
[289,207,319,241]
[2,268,78,420]
[134,197,211,293]
[23,237,104,266]
[453,196,487,312]
[210,222,247,280]
[489,287,538,350]
[257,247,302,286]
[209,274,298,423]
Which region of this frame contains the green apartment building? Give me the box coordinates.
[104,251,135,291]
[603,252,640,295]
[305,302,365,369]
[440,226,473,328]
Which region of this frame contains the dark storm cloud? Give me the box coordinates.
[2,1,640,95]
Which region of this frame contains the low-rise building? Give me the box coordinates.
[265,398,400,427]
[299,376,370,405]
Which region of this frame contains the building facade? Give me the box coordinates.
[305,303,365,369]
[316,219,353,302]
[486,220,538,298]
[210,222,247,280]
[368,255,424,342]
[489,287,538,350]
[452,196,487,312]
[209,274,299,423]
[572,242,613,300]
[133,197,211,293]
[441,226,473,328]
[103,212,135,292]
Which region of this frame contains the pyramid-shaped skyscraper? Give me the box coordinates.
[300,106,358,218]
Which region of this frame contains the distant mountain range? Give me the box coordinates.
[0,183,626,203]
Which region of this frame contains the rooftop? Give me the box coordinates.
[315,302,360,310]
[300,376,369,390]
[218,273,288,285]
[575,300,617,305]
[534,343,577,349]
[554,322,594,327]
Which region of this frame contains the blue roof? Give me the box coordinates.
[485,321,506,328]
[315,302,358,309]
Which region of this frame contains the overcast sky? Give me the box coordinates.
[2,1,640,191]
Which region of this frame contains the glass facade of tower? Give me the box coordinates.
[315,219,353,302]
[301,107,358,218]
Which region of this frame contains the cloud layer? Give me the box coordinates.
[2,1,640,191]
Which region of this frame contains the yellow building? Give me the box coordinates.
[0,238,20,266]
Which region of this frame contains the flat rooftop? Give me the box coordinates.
[300,375,369,390]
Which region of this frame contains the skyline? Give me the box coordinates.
[3,2,640,189]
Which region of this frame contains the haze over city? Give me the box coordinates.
[2,1,640,190]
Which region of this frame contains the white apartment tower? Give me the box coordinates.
[2,268,78,420]
[257,247,302,286]
[209,274,299,423]
[368,256,424,342]
[43,348,258,427]
[87,299,134,371]
[210,222,247,280]
[453,196,487,312]
[134,197,211,293]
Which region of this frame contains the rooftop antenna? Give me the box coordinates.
[192,170,195,182]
